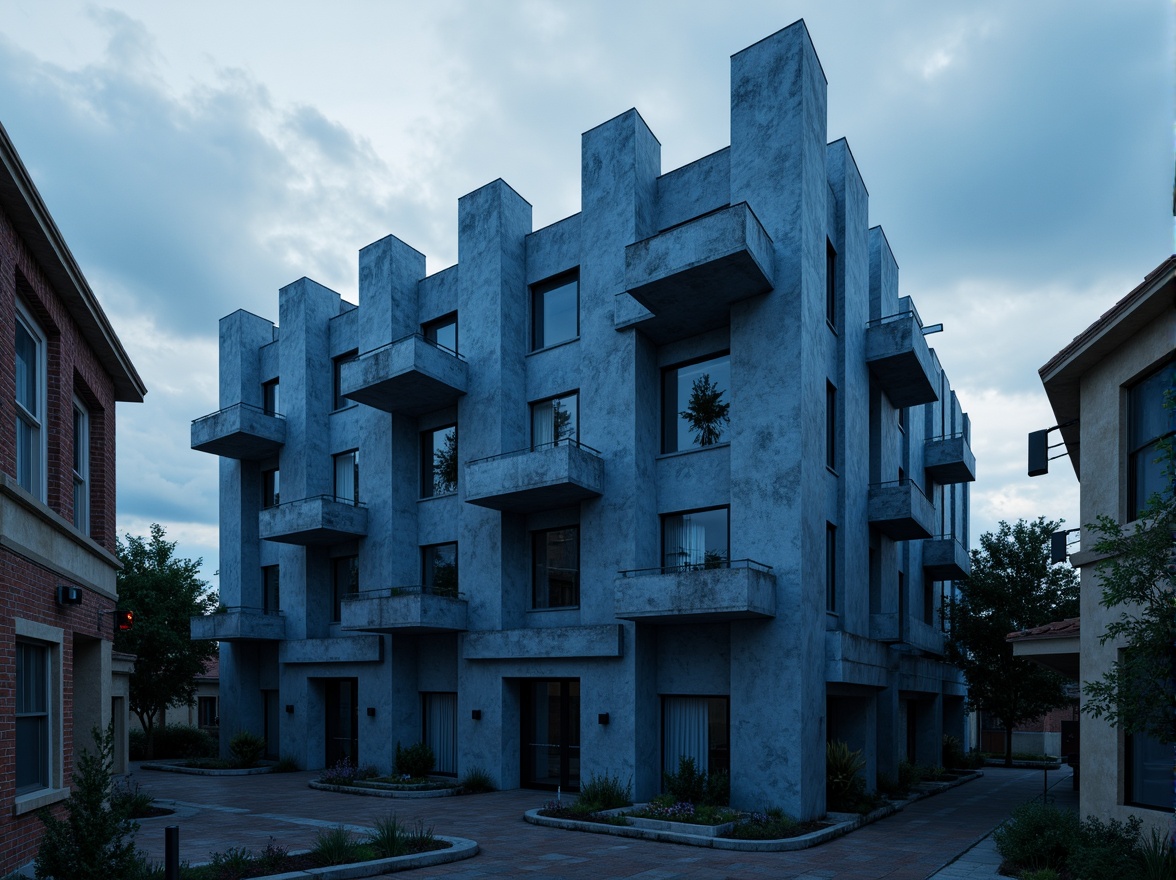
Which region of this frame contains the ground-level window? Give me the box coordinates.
[422,692,457,776]
[198,696,218,729]
[16,640,50,794]
[662,695,729,776]
[1127,730,1172,811]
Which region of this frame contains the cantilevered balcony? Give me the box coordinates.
[191,403,285,460]
[620,203,775,343]
[339,333,467,416]
[924,433,976,484]
[259,495,367,545]
[464,440,604,513]
[864,312,939,407]
[922,535,971,580]
[614,559,776,624]
[190,607,285,642]
[340,585,468,634]
[868,478,936,540]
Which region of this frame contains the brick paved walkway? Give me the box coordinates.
[131,764,1076,879]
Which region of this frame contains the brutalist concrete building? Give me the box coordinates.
[192,21,973,819]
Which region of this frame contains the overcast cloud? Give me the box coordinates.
[0,0,1171,587]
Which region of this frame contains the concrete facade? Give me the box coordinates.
[0,120,146,873]
[1036,255,1175,832]
[194,22,971,820]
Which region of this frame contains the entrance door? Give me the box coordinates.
[521,679,580,791]
[325,678,358,768]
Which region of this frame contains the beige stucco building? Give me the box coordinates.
[1032,255,1174,831]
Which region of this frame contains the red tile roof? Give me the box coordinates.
[1006,617,1080,643]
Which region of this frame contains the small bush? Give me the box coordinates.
[578,771,632,810]
[993,802,1078,875]
[1069,814,1143,880]
[876,771,904,799]
[256,838,289,875]
[394,742,435,779]
[273,755,299,773]
[1020,870,1060,880]
[206,846,254,880]
[1139,827,1176,880]
[459,765,496,793]
[228,731,266,769]
[319,757,361,785]
[826,740,866,812]
[367,814,409,859]
[130,724,218,760]
[110,774,156,818]
[311,826,362,866]
[730,807,799,840]
[663,756,728,806]
[897,759,923,791]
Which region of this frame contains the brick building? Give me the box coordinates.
[0,120,146,873]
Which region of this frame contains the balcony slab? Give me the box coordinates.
[259,496,368,545]
[868,481,936,540]
[340,335,467,416]
[464,443,604,513]
[190,609,285,642]
[924,434,976,484]
[340,589,468,634]
[865,313,939,407]
[614,563,775,623]
[191,404,285,460]
[922,537,971,580]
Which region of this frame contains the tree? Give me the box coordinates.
[680,373,730,446]
[434,427,458,493]
[946,517,1080,765]
[115,523,218,758]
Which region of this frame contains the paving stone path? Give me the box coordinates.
[131,763,1076,879]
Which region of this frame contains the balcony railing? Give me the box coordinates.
[924,432,976,484]
[190,606,286,641]
[865,311,939,407]
[614,558,776,623]
[340,332,468,415]
[191,402,286,460]
[339,583,468,633]
[258,494,368,545]
[868,477,937,540]
[464,439,605,513]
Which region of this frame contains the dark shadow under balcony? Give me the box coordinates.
[922,535,971,580]
[614,559,776,624]
[620,203,775,343]
[868,478,936,540]
[924,433,976,484]
[190,607,285,642]
[259,495,368,545]
[339,585,468,634]
[191,403,286,460]
[340,334,467,416]
[865,312,939,407]
[464,440,604,513]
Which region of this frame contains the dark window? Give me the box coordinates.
[662,695,729,776]
[262,468,280,508]
[16,640,49,794]
[662,353,731,453]
[423,313,458,354]
[531,392,578,448]
[263,565,280,613]
[333,350,358,410]
[331,555,358,621]
[421,426,457,497]
[531,273,579,350]
[198,696,218,728]
[334,450,359,503]
[1127,360,1175,520]
[422,543,458,597]
[422,692,457,776]
[826,239,837,328]
[923,575,935,626]
[826,382,837,470]
[662,507,729,570]
[826,523,836,612]
[1127,730,1173,811]
[532,526,579,609]
[72,401,89,534]
[897,406,907,432]
[15,306,45,499]
[262,379,280,415]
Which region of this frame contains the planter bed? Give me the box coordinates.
[141,760,276,777]
[310,780,461,799]
[981,758,1062,770]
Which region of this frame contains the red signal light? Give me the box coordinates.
[117,609,134,631]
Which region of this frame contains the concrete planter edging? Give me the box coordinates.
[191,836,478,880]
[309,781,461,799]
[140,761,276,777]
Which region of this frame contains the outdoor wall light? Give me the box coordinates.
[366,707,376,717]
[471,709,482,720]
[285,704,294,714]
[56,585,83,606]
[598,713,610,726]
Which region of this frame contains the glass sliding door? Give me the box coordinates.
[662,695,729,776]
[521,679,580,791]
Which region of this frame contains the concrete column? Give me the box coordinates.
[357,234,424,353]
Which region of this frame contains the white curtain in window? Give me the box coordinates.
[425,693,457,775]
[664,518,707,568]
[532,403,554,447]
[663,696,709,774]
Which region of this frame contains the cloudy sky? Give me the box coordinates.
[1,1,1171,587]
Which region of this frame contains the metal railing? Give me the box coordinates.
[467,437,602,467]
[617,558,773,578]
[192,401,285,426]
[865,309,922,330]
[343,583,465,601]
[210,604,283,617]
[869,477,930,501]
[926,431,968,443]
[262,494,367,510]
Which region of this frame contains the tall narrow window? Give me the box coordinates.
[531,392,578,448]
[16,640,49,794]
[262,379,280,415]
[198,696,218,729]
[663,353,731,453]
[826,523,837,612]
[262,468,280,508]
[15,306,45,500]
[826,382,837,471]
[72,400,90,534]
[662,696,729,776]
[334,450,359,503]
[531,272,579,350]
[423,692,458,775]
[1127,360,1175,519]
[262,565,280,613]
[532,526,579,609]
[422,543,458,596]
[421,426,457,497]
[331,555,358,621]
[423,313,458,354]
[332,350,358,410]
[923,575,935,625]
[826,239,837,328]
[662,507,729,570]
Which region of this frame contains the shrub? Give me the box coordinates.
[578,770,632,810]
[1021,871,1060,880]
[110,774,156,819]
[206,846,254,880]
[319,757,361,785]
[897,759,923,791]
[1069,814,1143,880]
[826,740,866,812]
[367,814,410,859]
[311,826,362,866]
[273,755,300,773]
[35,726,142,880]
[1139,827,1176,880]
[876,771,904,799]
[459,765,496,793]
[228,730,266,769]
[255,838,289,875]
[130,724,218,761]
[993,802,1079,875]
[730,807,799,840]
[663,756,728,806]
[394,742,435,778]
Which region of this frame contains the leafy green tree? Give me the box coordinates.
[946,517,1080,765]
[434,427,458,493]
[115,523,218,758]
[680,373,730,446]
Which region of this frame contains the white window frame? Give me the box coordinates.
[14,618,66,814]
[14,302,47,501]
[72,397,90,534]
